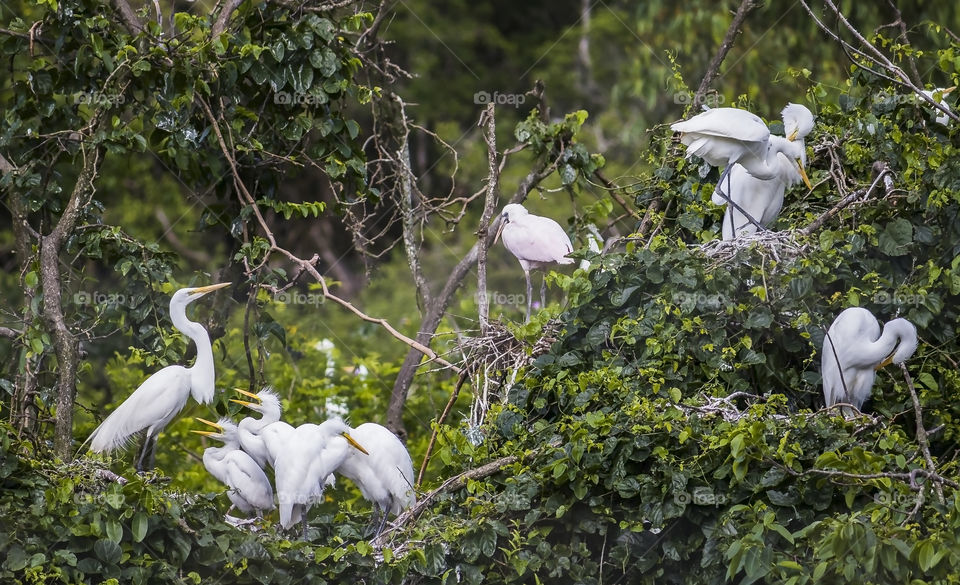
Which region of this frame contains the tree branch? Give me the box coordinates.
[692,0,760,107]
[111,0,145,35]
[476,103,499,331]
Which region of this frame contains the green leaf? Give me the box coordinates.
[131,512,148,543]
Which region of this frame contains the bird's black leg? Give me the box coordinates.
[375,505,389,537]
[135,434,154,472]
[524,270,533,322]
[540,273,547,310]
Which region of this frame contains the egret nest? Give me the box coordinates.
[697,229,808,267]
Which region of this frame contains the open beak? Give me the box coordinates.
[796,160,812,190]
[232,388,262,404]
[341,432,370,455]
[190,282,231,297]
[195,417,223,432]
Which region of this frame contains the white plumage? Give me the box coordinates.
[335,422,415,534]
[498,203,574,320]
[712,104,815,239]
[920,87,955,126]
[195,418,275,516]
[821,307,918,417]
[87,282,230,470]
[274,419,368,533]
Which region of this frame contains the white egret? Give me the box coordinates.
[712,104,815,239]
[274,419,369,536]
[920,87,955,126]
[335,422,415,535]
[578,224,604,271]
[821,307,918,417]
[497,203,574,320]
[671,106,812,230]
[86,282,231,470]
[230,388,293,470]
[193,417,275,518]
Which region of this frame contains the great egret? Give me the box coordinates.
[578,224,604,271]
[671,106,813,226]
[274,419,369,535]
[86,282,231,470]
[712,104,815,239]
[497,203,574,320]
[193,417,275,518]
[920,87,955,126]
[334,422,416,535]
[821,307,918,416]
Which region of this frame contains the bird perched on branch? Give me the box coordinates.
[274,419,369,536]
[334,422,416,536]
[821,307,918,417]
[194,417,275,520]
[671,105,812,235]
[497,203,574,321]
[85,282,231,471]
[712,103,815,240]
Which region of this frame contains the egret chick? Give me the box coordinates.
[86,282,231,471]
[231,388,293,469]
[335,423,415,536]
[821,307,918,417]
[274,419,369,536]
[193,417,275,519]
[497,203,574,320]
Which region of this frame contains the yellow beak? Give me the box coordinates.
[787,127,799,141]
[195,417,224,432]
[796,161,812,190]
[229,399,255,408]
[191,430,217,437]
[940,86,956,96]
[232,388,262,403]
[189,282,231,296]
[875,354,895,370]
[342,432,370,455]
[493,217,507,244]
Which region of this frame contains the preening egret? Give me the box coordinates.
[497,203,574,320]
[821,307,918,416]
[230,388,294,470]
[671,106,812,227]
[193,417,275,517]
[335,422,416,535]
[712,104,815,239]
[920,87,955,126]
[86,282,231,470]
[274,419,369,535]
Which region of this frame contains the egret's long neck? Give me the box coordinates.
[170,302,216,402]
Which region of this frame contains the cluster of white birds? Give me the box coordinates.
[84,283,415,537]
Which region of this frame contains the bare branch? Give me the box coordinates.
[900,363,944,504]
[111,0,145,35]
[212,0,246,38]
[476,103,499,331]
[692,0,761,107]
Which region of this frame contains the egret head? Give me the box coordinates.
[170,282,231,311]
[319,418,370,455]
[771,137,812,190]
[230,387,282,416]
[192,417,238,442]
[781,103,814,142]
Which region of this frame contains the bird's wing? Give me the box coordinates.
[89,366,191,452]
[502,217,574,265]
[672,108,770,143]
[222,451,275,511]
